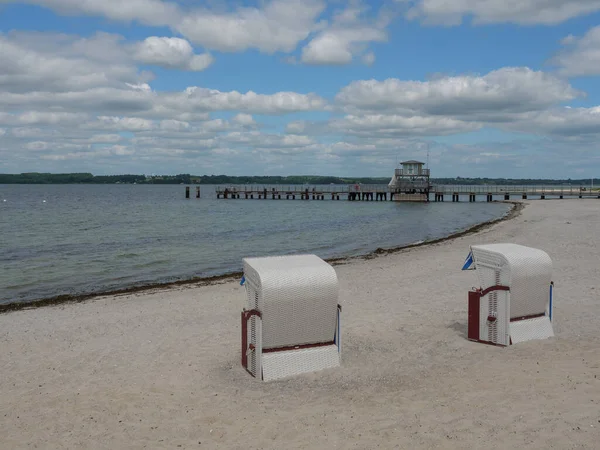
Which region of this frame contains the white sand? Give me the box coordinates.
[1,200,599,450]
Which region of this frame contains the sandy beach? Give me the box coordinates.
[1,200,599,450]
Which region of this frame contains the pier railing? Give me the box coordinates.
[395,169,430,177]
[214,184,392,194]
[201,183,599,201]
[431,185,592,195]
[214,184,594,195]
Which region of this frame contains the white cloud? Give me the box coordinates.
[90,116,155,131]
[3,0,391,64]
[301,1,389,65]
[285,121,307,134]
[133,37,213,71]
[335,67,580,117]
[23,141,50,151]
[0,83,326,120]
[505,106,600,138]
[88,134,123,144]
[6,0,181,26]
[405,0,600,26]
[232,113,256,127]
[552,26,600,76]
[222,131,315,149]
[330,114,481,137]
[302,28,386,65]
[126,83,153,92]
[0,111,88,126]
[167,88,326,115]
[159,119,190,131]
[0,32,144,94]
[177,0,326,53]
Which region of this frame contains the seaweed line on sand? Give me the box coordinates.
[0,201,524,314]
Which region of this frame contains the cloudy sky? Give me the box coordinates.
[1,0,599,178]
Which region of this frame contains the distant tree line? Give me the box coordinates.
[0,173,190,184]
[0,172,597,186]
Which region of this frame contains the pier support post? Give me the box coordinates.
[196,186,200,198]
[469,194,475,202]
[487,194,492,202]
[185,186,190,199]
[541,194,546,199]
[504,194,509,201]
[522,193,527,199]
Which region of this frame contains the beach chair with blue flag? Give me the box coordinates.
[463,243,554,346]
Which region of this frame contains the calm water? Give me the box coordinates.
[0,184,511,305]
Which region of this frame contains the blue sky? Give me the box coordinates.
[1,0,600,178]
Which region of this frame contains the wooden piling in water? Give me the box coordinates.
[185,186,190,199]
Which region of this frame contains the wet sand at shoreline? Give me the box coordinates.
[1,200,599,449]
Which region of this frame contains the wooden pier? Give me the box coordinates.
[214,185,392,201]
[188,184,600,201]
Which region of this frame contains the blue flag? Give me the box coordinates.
[462,251,475,270]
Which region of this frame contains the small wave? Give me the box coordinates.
[117,252,139,259]
[134,259,170,268]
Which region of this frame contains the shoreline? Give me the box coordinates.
[0,201,523,314]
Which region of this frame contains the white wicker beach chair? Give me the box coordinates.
[463,243,554,346]
[240,254,341,381]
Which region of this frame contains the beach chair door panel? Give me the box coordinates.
[480,290,510,346]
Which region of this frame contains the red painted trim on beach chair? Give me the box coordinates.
[241,309,262,370]
[480,285,510,297]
